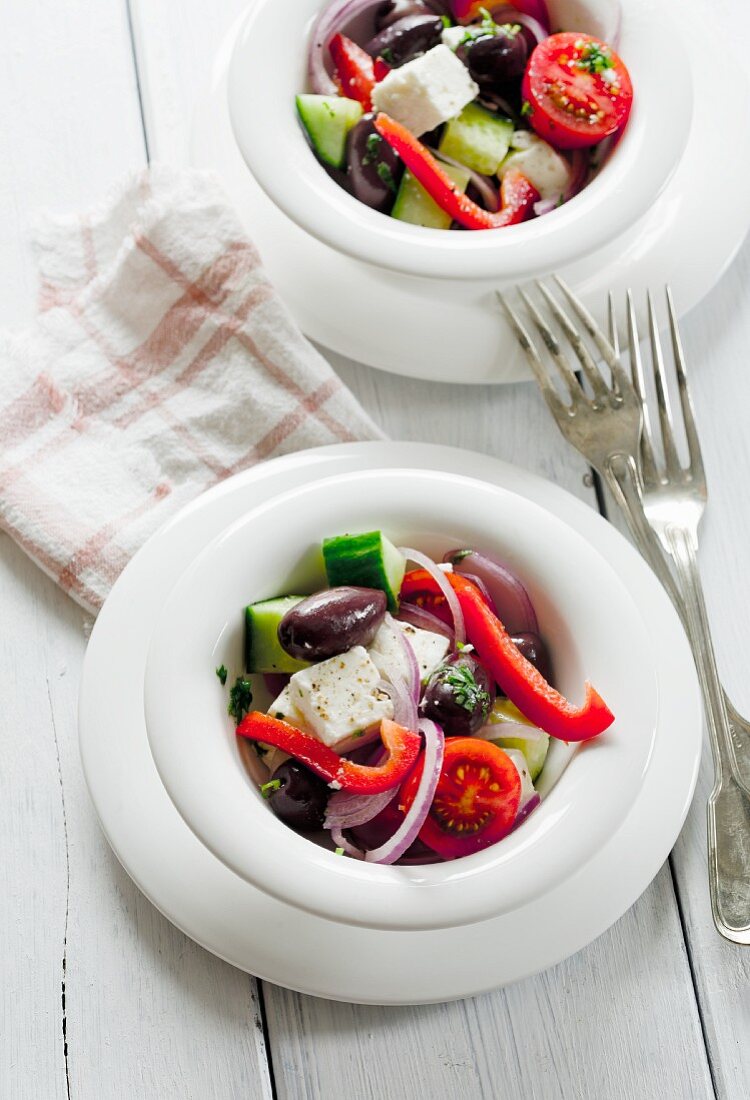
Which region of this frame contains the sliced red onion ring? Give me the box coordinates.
[476,720,544,743]
[400,546,465,645]
[365,719,445,864]
[512,791,541,830]
[376,677,417,732]
[325,784,399,830]
[447,549,538,635]
[396,602,454,640]
[387,612,421,705]
[533,197,558,217]
[434,149,500,212]
[330,826,366,859]
[308,0,382,95]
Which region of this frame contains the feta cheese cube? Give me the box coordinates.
[287,647,394,748]
[500,131,572,201]
[369,620,450,682]
[268,684,312,734]
[441,25,466,52]
[371,45,479,137]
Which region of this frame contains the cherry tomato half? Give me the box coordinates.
[400,738,522,859]
[522,32,633,150]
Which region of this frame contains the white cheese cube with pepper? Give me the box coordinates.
[369,620,450,682]
[287,647,394,747]
[371,45,479,137]
[499,131,572,201]
[268,684,312,733]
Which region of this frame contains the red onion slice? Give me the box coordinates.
[476,720,544,743]
[326,784,399,829]
[399,547,465,645]
[308,0,382,95]
[396,602,454,641]
[511,791,541,830]
[330,826,366,859]
[434,150,500,212]
[376,677,417,732]
[481,5,549,49]
[533,197,558,217]
[447,549,538,635]
[365,719,445,864]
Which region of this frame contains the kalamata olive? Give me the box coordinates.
[458,27,528,90]
[375,0,435,33]
[511,632,552,684]
[366,13,443,67]
[266,760,329,831]
[278,586,387,661]
[421,652,495,736]
[346,114,402,212]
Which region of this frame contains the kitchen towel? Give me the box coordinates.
[0,166,383,613]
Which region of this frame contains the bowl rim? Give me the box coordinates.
[227,0,694,281]
[143,467,659,932]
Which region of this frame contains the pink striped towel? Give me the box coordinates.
[0,167,383,613]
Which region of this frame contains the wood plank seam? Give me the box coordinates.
[47,677,72,1100]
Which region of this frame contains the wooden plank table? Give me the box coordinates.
[1,2,748,1096]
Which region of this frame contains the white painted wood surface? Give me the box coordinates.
[0,0,748,1096]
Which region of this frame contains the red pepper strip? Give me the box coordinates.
[373,57,391,82]
[400,567,492,608]
[329,33,376,110]
[405,572,615,741]
[237,713,421,794]
[374,113,540,230]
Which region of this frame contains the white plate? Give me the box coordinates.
[190,0,750,383]
[79,442,701,1003]
[144,466,658,932]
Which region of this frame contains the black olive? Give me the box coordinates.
[511,632,552,684]
[278,585,388,661]
[375,0,435,33]
[346,114,402,213]
[458,27,528,91]
[366,13,443,68]
[421,652,496,736]
[266,761,329,831]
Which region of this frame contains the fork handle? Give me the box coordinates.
[603,454,735,783]
[664,524,736,784]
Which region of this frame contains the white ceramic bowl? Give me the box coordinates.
[228,0,693,281]
[144,468,658,932]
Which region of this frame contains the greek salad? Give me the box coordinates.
[296,0,632,228]
[224,531,615,865]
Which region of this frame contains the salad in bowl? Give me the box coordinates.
[229,528,614,865]
[297,0,633,230]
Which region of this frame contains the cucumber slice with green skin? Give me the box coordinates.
[438,104,513,176]
[484,698,550,781]
[245,596,312,674]
[391,162,471,229]
[296,94,363,169]
[323,531,406,612]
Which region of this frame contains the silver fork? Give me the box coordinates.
[499,279,750,943]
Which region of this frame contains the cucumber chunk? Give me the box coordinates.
[296,94,363,169]
[483,699,550,781]
[323,531,406,612]
[245,596,312,674]
[438,104,513,175]
[391,162,471,229]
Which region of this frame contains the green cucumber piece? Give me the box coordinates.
[296,94,363,169]
[438,104,513,176]
[391,162,471,229]
[245,596,312,674]
[322,531,406,612]
[485,699,550,781]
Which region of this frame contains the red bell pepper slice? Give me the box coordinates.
[237,713,420,794]
[373,57,391,82]
[329,33,376,110]
[373,113,540,230]
[402,571,614,741]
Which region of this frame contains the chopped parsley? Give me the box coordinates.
[379,46,395,64]
[449,548,474,564]
[228,676,254,724]
[334,846,345,856]
[260,778,282,799]
[461,9,520,46]
[362,132,383,166]
[438,662,492,718]
[215,664,228,686]
[376,161,397,193]
[441,14,452,28]
[575,40,613,74]
[521,100,533,117]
